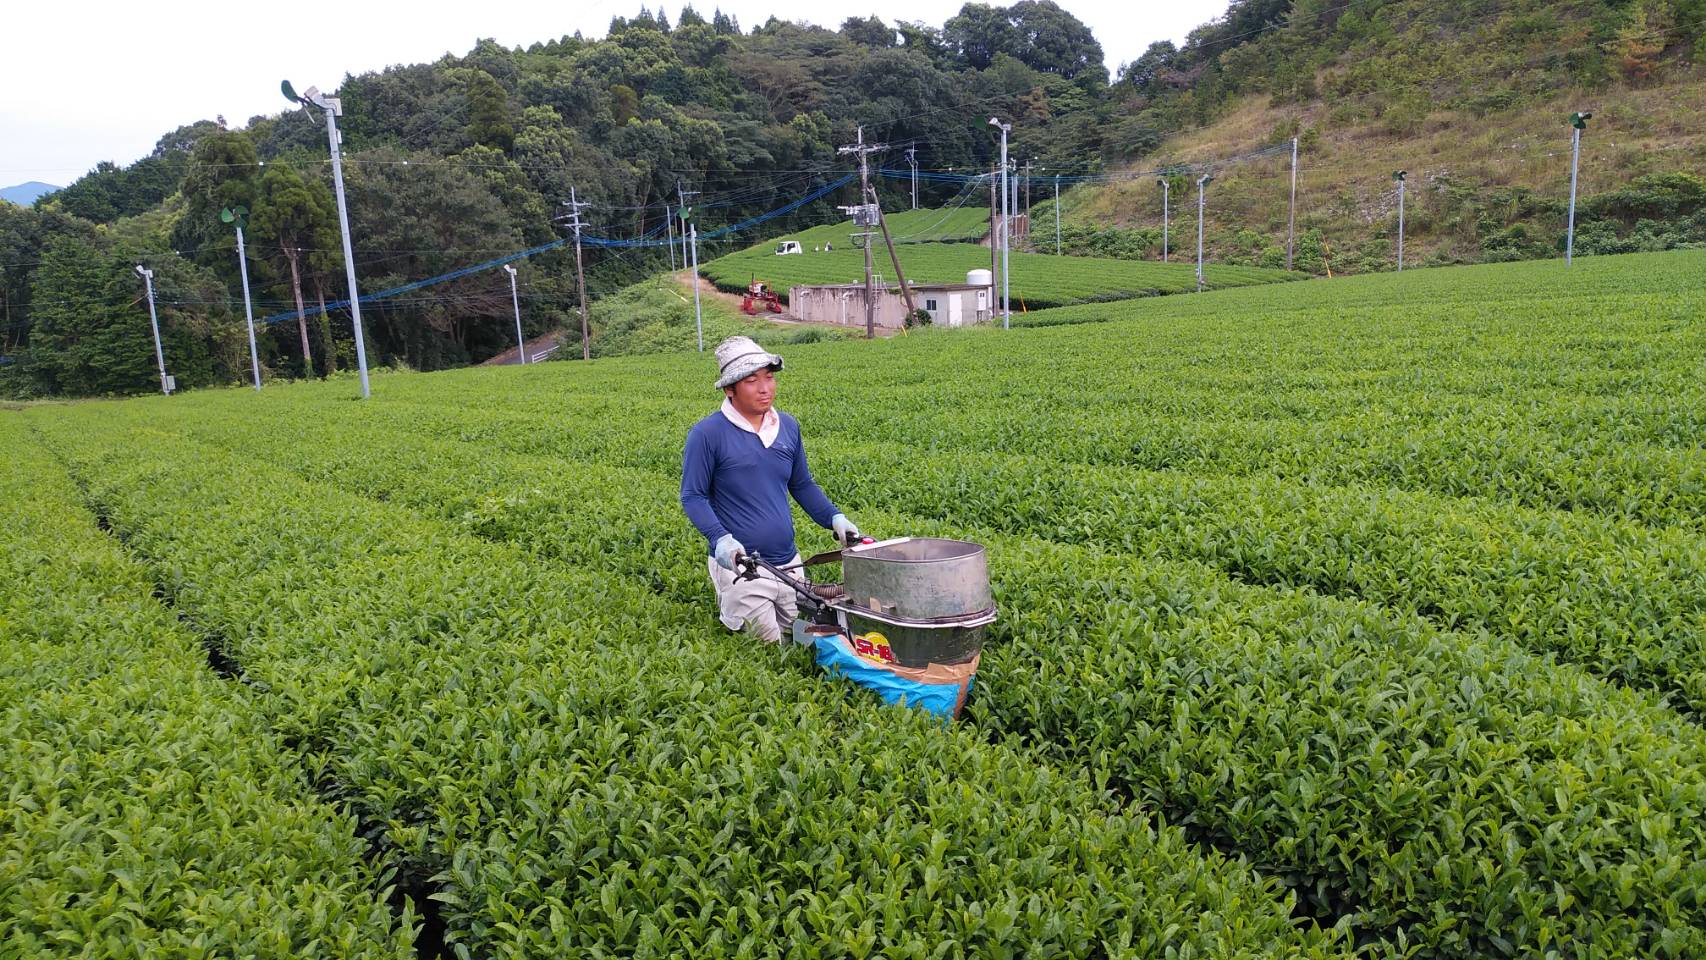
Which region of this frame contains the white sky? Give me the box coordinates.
[0,0,1230,186]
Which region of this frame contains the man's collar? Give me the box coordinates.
[721,398,780,445]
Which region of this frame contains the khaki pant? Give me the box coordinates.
[707,553,802,643]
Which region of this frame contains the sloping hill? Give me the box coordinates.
[1056,0,1706,273]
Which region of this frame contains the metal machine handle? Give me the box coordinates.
[736,552,825,607]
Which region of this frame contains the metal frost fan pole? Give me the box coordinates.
[1393,170,1406,272]
[988,117,1011,328]
[221,207,262,390]
[134,265,171,395]
[1053,175,1061,256]
[690,223,703,352]
[1287,135,1299,271]
[1158,177,1169,262]
[1196,173,1211,292]
[502,264,525,363]
[1566,111,1592,266]
[282,79,371,398]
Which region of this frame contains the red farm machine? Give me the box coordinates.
[741,277,784,316]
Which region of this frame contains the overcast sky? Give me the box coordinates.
[1,0,1231,187]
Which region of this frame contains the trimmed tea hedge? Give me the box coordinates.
[26,418,1340,960]
[124,401,1706,959]
[0,420,414,959]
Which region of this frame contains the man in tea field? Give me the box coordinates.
[681,335,861,643]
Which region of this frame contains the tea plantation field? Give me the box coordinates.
[6,248,1705,959]
[753,204,994,249]
[703,227,1297,309]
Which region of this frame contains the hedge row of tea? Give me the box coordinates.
[16,418,1335,958]
[0,419,414,958]
[125,345,1706,959]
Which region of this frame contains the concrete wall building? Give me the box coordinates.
[788,278,993,330]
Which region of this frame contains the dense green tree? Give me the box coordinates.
[22,236,232,395]
[250,163,338,376]
[842,16,896,47]
[343,147,525,368]
[171,130,261,275]
[466,69,515,152]
[944,3,1015,70]
[48,122,221,223]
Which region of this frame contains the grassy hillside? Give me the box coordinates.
[1064,0,1706,273]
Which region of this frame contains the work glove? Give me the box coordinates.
[713,534,746,571]
[832,513,862,545]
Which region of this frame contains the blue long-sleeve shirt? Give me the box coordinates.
[680,409,839,564]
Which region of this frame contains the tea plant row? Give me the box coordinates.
[21,415,1337,960]
[0,419,414,958]
[115,394,1706,960]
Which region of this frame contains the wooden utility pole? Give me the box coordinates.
[676,182,699,271]
[839,126,887,339]
[871,188,916,319]
[664,202,676,272]
[560,188,593,360]
[989,165,999,299]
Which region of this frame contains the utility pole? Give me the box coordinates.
[1196,173,1212,292]
[664,203,676,272]
[988,117,1011,328]
[282,80,372,398]
[559,188,593,360]
[1158,177,1170,262]
[1054,176,1061,256]
[1393,170,1406,272]
[134,265,171,395]
[839,126,887,338]
[1023,159,1033,215]
[690,224,703,352]
[989,166,999,304]
[1009,158,1019,252]
[221,207,262,390]
[677,182,699,270]
[1567,111,1591,265]
[872,188,917,320]
[1287,136,1299,271]
[502,264,525,363]
[906,145,918,210]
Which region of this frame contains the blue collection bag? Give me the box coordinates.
[812,631,978,719]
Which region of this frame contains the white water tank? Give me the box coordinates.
[966,269,992,286]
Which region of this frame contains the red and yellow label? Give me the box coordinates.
[850,631,897,664]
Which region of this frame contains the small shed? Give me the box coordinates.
[787,280,993,330]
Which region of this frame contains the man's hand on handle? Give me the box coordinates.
[832,513,862,546]
[713,534,746,571]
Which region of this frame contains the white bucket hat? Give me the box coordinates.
[714,335,784,389]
